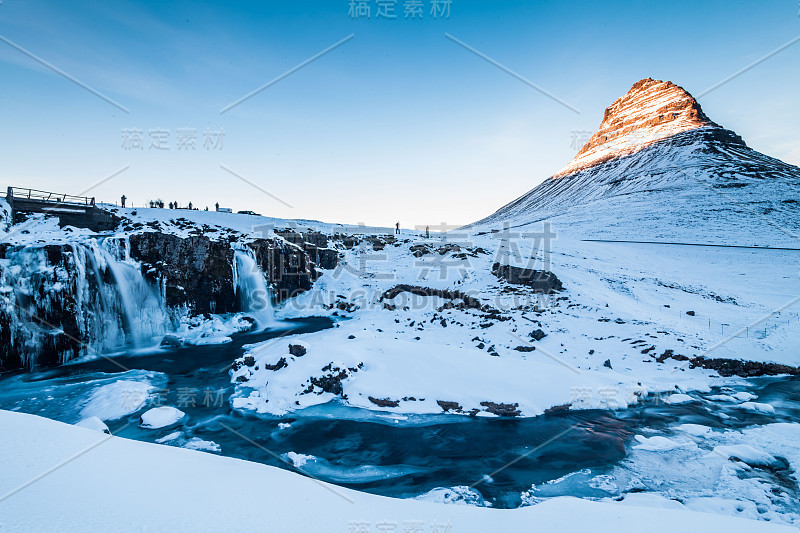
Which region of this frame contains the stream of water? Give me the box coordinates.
[0,319,798,516]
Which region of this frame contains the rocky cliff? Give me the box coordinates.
[0,229,340,371]
[556,78,722,177]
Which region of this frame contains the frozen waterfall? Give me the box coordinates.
[232,247,277,329]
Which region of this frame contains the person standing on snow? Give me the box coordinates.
[121,194,126,208]
[395,222,400,235]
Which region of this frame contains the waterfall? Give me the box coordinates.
[96,237,171,346]
[232,247,276,329]
[0,238,174,369]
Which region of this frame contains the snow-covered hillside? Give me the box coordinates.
[470,79,800,247]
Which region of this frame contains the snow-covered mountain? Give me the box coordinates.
[471,78,800,247]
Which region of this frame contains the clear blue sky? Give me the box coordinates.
[1,0,798,227]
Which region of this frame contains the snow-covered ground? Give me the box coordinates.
[4,200,798,420]
[0,409,793,533]
[2,80,799,529]
[228,222,799,419]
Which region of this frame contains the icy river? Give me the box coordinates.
[1,318,798,521]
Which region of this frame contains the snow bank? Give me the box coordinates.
[183,437,221,453]
[79,380,154,421]
[661,393,696,405]
[74,417,110,434]
[230,330,648,418]
[1,410,792,533]
[709,445,777,466]
[632,435,689,452]
[602,422,800,525]
[415,486,492,507]
[139,406,185,429]
[735,402,775,414]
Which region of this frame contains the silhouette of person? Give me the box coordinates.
[169,202,174,209]
[425,225,430,238]
[120,195,126,208]
[215,202,219,212]
[395,222,400,235]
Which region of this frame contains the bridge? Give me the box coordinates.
[5,187,120,231]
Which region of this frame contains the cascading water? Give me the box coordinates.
[97,237,171,346]
[232,247,276,329]
[0,237,174,369]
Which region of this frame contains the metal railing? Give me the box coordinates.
[6,187,95,206]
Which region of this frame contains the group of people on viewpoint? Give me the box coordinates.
[121,195,213,211]
[396,222,431,238]
[121,197,430,238]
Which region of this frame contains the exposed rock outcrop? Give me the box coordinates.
[558,78,721,176]
[127,231,340,314]
[491,263,563,293]
[380,285,489,311]
[129,233,237,314]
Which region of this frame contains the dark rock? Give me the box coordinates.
[656,350,800,377]
[436,400,462,412]
[603,359,613,369]
[348,335,356,340]
[514,346,536,352]
[529,329,547,341]
[379,285,489,312]
[129,233,237,314]
[544,403,571,414]
[368,396,399,408]
[308,364,357,396]
[491,263,563,293]
[480,401,521,417]
[243,356,256,367]
[409,244,432,257]
[160,334,182,348]
[263,357,288,371]
[288,344,307,357]
[686,311,695,316]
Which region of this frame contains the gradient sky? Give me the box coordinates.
[1,0,798,228]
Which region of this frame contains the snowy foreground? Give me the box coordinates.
[0,410,794,533]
